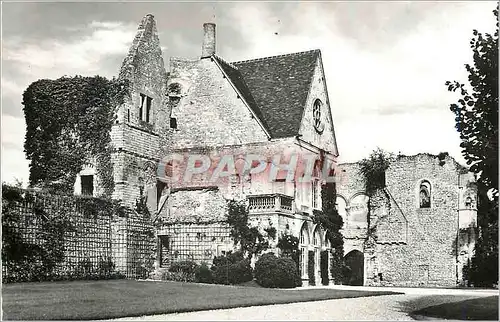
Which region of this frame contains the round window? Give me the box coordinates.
[312,99,324,133]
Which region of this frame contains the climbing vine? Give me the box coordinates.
[358,148,394,196]
[22,75,130,197]
[312,180,346,284]
[358,148,394,244]
[226,200,270,259]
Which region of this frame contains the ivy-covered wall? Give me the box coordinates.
[22,76,128,197]
[2,185,155,282]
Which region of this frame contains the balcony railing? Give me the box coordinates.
[248,194,294,214]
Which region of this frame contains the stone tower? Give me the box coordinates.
[110,14,169,208]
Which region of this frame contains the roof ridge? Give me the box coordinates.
[213,54,238,70]
[232,49,320,65]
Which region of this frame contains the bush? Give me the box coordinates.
[254,252,300,288]
[168,260,199,282]
[211,251,253,285]
[195,262,213,284]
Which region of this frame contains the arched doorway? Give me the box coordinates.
[344,250,364,286]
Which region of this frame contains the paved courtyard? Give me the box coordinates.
[112,286,498,321]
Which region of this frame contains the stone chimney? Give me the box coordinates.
[201,23,216,58]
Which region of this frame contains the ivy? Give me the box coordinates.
[308,250,315,286]
[312,180,346,284]
[226,200,269,259]
[358,148,394,196]
[358,148,394,244]
[2,184,128,282]
[22,76,130,197]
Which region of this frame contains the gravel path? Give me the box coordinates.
[111,287,498,321]
[112,294,418,321]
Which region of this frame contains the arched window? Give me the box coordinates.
[465,196,473,209]
[313,228,321,247]
[299,224,309,278]
[300,225,309,245]
[419,180,431,208]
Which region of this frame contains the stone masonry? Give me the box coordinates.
[70,14,478,287]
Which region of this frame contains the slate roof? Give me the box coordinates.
[214,49,320,139]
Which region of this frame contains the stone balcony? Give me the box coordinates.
[247,194,294,214]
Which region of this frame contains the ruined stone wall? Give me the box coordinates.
[337,153,476,287]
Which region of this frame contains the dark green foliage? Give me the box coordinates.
[445,6,498,195]
[194,262,214,284]
[308,251,315,286]
[358,148,394,195]
[276,233,301,286]
[211,251,253,285]
[226,200,269,258]
[313,181,346,284]
[2,184,126,282]
[168,260,199,282]
[264,226,277,240]
[254,253,300,288]
[22,76,129,196]
[277,234,299,263]
[320,251,329,286]
[464,183,499,287]
[446,5,499,287]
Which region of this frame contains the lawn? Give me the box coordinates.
[411,296,499,320]
[2,280,400,320]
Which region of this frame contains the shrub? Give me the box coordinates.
[254,252,300,288]
[211,251,253,285]
[195,262,213,284]
[308,251,315,286]
[168,260,199,282]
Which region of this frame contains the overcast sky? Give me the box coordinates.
[1,1,498,186]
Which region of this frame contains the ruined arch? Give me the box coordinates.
[347,192,369,228]
[336,194,348,223]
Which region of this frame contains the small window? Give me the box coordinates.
[81,175,94,196]
[170,117,177,129]
[127,109,130,122]
[465,196,473,209]
[146,96,152,123]
[419,180,431,208]
[312,180,318,209]
[158,236,170,268]
[139,93,145,121]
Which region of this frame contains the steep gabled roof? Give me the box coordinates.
[212,56,271,134]
[230,49,320,138]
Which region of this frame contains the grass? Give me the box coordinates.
[2,279,400,320]
[401,295,499,321]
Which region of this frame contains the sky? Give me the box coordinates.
[1,1,498,187]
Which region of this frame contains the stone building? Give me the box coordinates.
[337,153,477,287]
[70,14,477,286]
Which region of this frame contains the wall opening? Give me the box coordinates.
[81,175,94,196]
[344,250,364,286]
[419,180,431,208]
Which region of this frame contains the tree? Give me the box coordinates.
[445,5,499,197]
[446,5,499,287]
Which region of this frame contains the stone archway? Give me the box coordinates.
[344,250,364,286]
